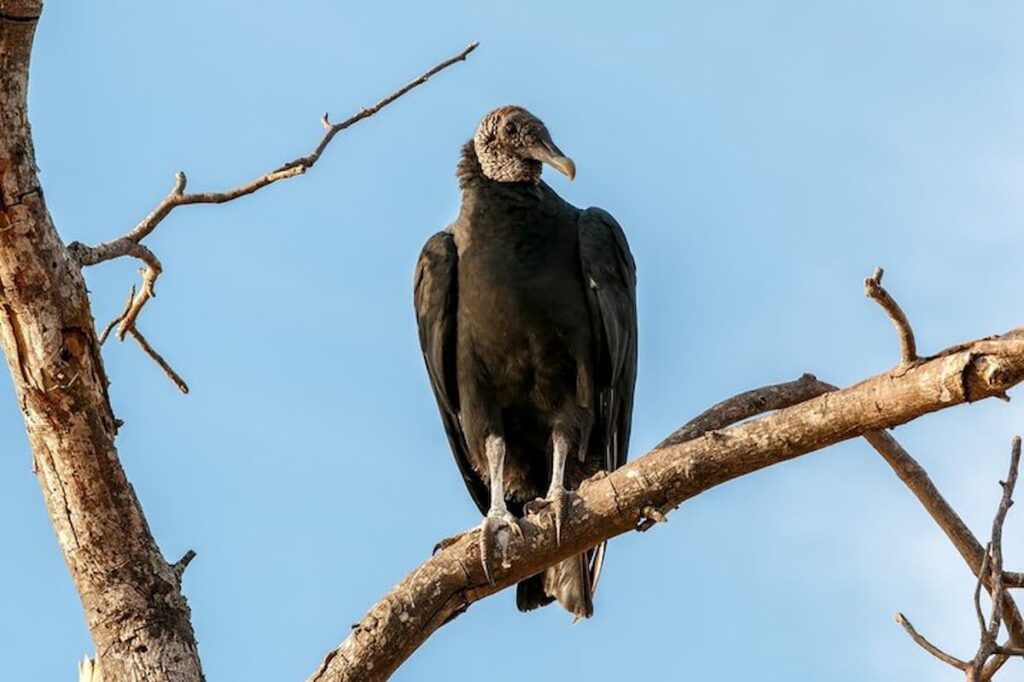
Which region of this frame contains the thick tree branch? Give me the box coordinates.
[308,329,1024,681]
[65,41,479,390]
[0,5,203,679]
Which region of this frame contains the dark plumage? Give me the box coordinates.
[414,106,637,619]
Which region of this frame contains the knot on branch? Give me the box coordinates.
[172,549,197,582]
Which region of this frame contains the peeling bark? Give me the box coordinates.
[0,5,203,680]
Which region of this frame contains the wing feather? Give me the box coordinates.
[578,207,638,593]
[414,231,489,514]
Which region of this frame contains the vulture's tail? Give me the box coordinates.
[516,543,604,620]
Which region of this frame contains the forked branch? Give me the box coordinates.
[896,437,1023,681]
[66,41,479,391]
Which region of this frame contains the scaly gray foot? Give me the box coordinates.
[526,486,575,545]
[478,509,523,584]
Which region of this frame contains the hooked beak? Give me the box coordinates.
[527,139,576,181]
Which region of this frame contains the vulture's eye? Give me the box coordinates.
[504,122,517,136]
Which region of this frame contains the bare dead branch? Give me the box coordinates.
[895,612,968,669]
[172,549,197,581]
[99,286,135,345]
[984,438,1019,642]
[650,367,1024,658]
[865,267,918,365]
[895,436,1024,680]
[976,544,995,638]
[638,373,836,530]
[864,430,1024,646]
[658,372,831,448]
[93,40,479,251]
[1004,572,1024,589]
[126,327,189,394]
[308,329,1024,681]
[65,41,479,392]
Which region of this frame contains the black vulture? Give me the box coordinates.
[414,105,637,619]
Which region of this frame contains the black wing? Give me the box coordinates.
[578,207,638,473]
[413,230,490,514]
[578,207,638,593]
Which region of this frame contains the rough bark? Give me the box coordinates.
[309,331,1024,681]
[0,4,203,680]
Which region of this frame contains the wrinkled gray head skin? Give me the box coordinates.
[473,105,576,184]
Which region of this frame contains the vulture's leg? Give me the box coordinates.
[527,431,574,545]
[478,434,522,584]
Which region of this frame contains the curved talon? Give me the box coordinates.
[528,488,573,545]
[478,511,522,584]
[433,531,467,555]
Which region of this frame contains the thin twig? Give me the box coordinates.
[99,285,135,345]
[864,267,918,365]
[976,544,994,640]
[894,613,968,669]
[894,436,1024,679]
[863,430,1024,647]
[127,327,189,394]
[985,438,1019,643]
[123,41,478,247]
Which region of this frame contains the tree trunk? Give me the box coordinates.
[0,3,203,680]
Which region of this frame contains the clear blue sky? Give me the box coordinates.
[2,2,1023,679]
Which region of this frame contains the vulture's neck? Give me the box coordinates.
[457,141,541,193]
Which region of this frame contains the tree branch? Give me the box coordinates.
[65,41,479,390]
[894,612,968,670]
[0,6,204,678]
[865,267,918,365]
[895,437,1023,681]
[867,430,1024,647]
[308,329,1024,681]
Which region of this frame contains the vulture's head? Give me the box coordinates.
[473,106,576,184]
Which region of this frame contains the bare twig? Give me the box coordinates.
[126,327,189,394]
[172,549,197,581]
[865,430,1024,647]
[865,267,918,365]
[99,286,135,345]
[895,612,968,669]
[90,41,478,251]
[66,41,479,389]
[895,436,1024,680]
[976,544,994,638]
[96,284,188,392]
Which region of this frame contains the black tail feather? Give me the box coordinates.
[516,573,555,612]
[515,552,594,619]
